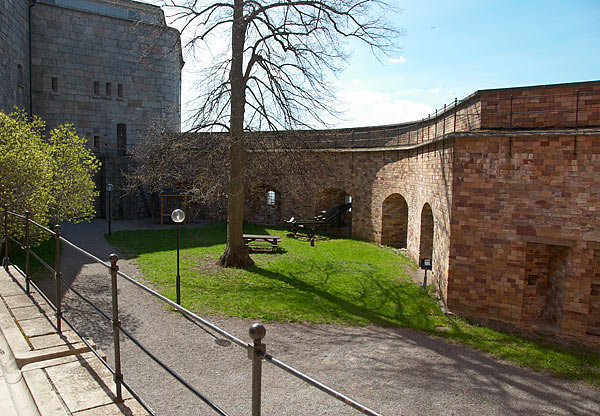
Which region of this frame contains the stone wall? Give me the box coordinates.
[0,0,30,113]
[30,0,182,152]
[448,132,600,341]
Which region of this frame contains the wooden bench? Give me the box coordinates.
[243,234,281,251]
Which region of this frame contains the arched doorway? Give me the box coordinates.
[419,203,434,262]
[381,193,408,248]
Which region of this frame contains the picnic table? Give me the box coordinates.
[243,234,281,251]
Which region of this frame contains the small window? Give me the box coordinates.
[17,64,24,86]
[94,81,99,95]
[266,190,276,206]
[117,83,123,98]
[51,77,58,92]
[106,82,111,97]
[94,136,100,149]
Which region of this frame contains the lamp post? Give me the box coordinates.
[106,184,113,236]
[171,208,185,304]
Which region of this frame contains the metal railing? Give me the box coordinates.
[1,205,382,416]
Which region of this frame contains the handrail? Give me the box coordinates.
[2,208,384,415]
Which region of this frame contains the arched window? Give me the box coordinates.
[266,190,276,206]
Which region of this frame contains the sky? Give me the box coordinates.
[175,0,600,130]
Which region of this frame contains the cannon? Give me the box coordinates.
[286,202,352,238]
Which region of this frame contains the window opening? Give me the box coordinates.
[94,81,99,96]
[51,77,58,92]
[106,82,111,97]
[118,83,123,98]
[17,64,24,86]
[94,136,100,149]
[266,190,276,206]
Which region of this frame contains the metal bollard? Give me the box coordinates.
[249,323,266,416]
[25,211,30,294]
[3,204,8,270]
[109,254,123,402]
[54,225,62,333]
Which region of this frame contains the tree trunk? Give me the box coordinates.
[219,0,254,268]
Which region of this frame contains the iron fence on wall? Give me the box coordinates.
[279,89,600,151]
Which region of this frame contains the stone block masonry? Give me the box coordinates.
[0,0,30,114]
[30,0,182,154]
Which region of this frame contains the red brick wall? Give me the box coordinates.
[449,133,600,341]
[480,83,600,129]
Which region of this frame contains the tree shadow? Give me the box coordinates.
[250,263,439,328]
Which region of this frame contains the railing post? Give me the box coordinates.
[249,323,266,416]
[453,98,457,132]
[434,109,438,138]
[25,211,30,294]
[3,204,8,270]
[443,104,446,136]
[109,254,124,402]
[54,225,62,333]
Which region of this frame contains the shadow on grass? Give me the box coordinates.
[250,263,439,330]
[107,222,288,260]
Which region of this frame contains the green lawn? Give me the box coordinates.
[107,222,600,387]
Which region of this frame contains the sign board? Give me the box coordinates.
[420,258,432,270]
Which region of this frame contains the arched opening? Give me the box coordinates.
[381,193,408,248]
[245,184,281,225]
[315,188,352,236]
[419,203,434,262]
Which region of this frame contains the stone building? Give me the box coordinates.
[1,0,183,216]
[243,80,600,344]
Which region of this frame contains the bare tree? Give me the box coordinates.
[157,0,399,267]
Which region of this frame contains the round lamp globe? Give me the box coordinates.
[171,209,185,224]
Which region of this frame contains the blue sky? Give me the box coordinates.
[177,0,600,129]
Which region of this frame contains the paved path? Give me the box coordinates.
[0,266,146,415]
[32,219,600,415]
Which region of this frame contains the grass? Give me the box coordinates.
[8,237,57,280]
[107,222,600,387]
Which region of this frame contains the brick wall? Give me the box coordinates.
[448,132,600,342]
[480,82,600,129]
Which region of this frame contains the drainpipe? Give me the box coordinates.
[28,0,37,118]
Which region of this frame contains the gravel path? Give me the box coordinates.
[36,219,599,416]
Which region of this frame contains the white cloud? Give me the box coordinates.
[332,86,432,128]
[388,56,406,64]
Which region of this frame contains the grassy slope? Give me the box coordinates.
[107,222,600,387]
